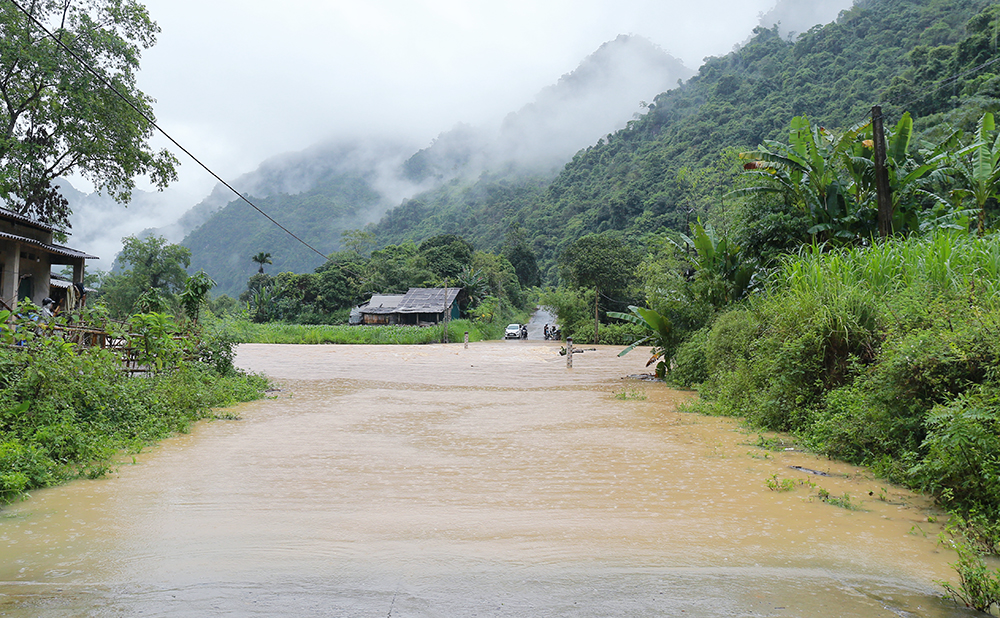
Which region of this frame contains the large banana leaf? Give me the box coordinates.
[607,305,673,378]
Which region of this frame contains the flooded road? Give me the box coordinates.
[0,342,972,616]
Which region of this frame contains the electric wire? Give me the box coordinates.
[866,54,1000,123]
[6,0,330,261]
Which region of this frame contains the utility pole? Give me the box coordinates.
[872,105,893,238]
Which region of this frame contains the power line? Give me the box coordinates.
[869,55,1000,122]
[6,0,329,261]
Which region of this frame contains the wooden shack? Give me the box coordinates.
[358,287,461,326]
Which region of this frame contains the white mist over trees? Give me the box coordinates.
[96,34,698,295]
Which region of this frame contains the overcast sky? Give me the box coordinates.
[104,0,848,204]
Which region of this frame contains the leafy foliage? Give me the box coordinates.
[937,540,1000,613]
[690,232,1000,529]
[98,235,192,317]
[179,270,216,323]
[0,0,178,229]
[607,305,673,379]
[0,312,267,504]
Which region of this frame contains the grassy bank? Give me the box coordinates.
[677,232,1000,547]
[216,318,503,344]
[0,316,268,504]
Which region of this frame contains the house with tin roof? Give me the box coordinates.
[357,287,461,326]
[0,208,97,312]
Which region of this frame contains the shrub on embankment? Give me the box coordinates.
[0,315,268,504]
[684,232,1000,537]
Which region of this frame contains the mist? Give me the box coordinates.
[62,0,857,265]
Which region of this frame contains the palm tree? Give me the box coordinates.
[251,252,272,274]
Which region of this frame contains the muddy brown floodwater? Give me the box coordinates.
[0,342,976,616]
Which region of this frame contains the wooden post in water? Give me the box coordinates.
[566,337,574,368]
[464,331,469,349]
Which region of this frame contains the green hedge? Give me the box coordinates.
[685,232,1000,532]
[0,326,267,504]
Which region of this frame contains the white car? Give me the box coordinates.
[504,323,522,339]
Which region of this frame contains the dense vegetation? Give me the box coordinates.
[0,308,267,504]
[368,0,999,280]
[234,231,535,329]
[505,1,1000,573]
[681,235,1000,539]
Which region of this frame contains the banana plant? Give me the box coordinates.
[947,112,1000,236]
[844,112,954,234]
[671,221,755,307]
[607,305,672,379]
[737,116,874,242]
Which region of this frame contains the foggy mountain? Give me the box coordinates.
[59,183,181,267]
[495,35,693,169]
[402,35,693,183]
[758,0,856,38]
[179,138,423,296]
[174,34,695,297]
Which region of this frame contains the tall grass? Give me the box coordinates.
[771,232,1000,303]
[688,231,1000,536]
[218,318,501,345]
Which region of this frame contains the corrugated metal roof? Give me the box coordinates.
[359,288,461,315]
[0,231,98,260]
[48,275,94,292]
[0,207,55,232]
[394,287,461,314]
[368,294,405,308]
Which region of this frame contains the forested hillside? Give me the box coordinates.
[178,35,691,297]
[371,0,999,280]
[183,170,389,296]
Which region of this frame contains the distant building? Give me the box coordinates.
[351,294,406,325]
[0,208,97,313]
[357,287,461,326]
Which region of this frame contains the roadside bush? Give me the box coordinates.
[911,389,1000,517]
[694,232,1000,535]
[669,327,711,388]
[0,316,268,504]
[569,320,646,346]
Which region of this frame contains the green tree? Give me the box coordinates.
[501,226,541,288]
[558,231,641,343]
[418,234,474,280]
[178,270,216,323]
[362,243,435,294]
[98,235,191,317]
[341,228,375,258]
[0,0,178,229]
